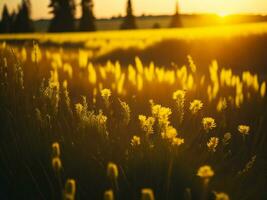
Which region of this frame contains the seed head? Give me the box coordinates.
[141,188,155,200]
[107,162,119,180]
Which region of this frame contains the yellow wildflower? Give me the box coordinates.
[101,88,111,107]
[189,100,203,114]
[131,136,141,147]
[119,99,131,125]
[215,192,230,200]
[172,90,185,100]
[161,126,177,140]
[75,103,83,113]
[104,190,114,200]
[172,90,185,124]
[171,137,185,147]
[197,165,214,179]
[139,115,155,135]
[151,104,172,131]
[101,88,111,99]
[207,137,219,152]
[202,117,216,132]
[238,125,250,135]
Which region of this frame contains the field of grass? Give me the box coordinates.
[33,14,267,32]
[2,22,267,73]
[0,23,267,200]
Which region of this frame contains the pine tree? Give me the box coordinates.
[120,0,137,30]
[49,0,76,32]
[9,11,17,33]
[13,0,34,33]
[79,0,96,32]
[0,4,10,33]
[169,1,182,28]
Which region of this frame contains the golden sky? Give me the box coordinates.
[0,0,267,19]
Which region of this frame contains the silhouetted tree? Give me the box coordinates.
[120,0,137,30]
[13,0,34,33]
[169,1,182,28]
[9,11,17,33]
[49,0,76,32]
[79,0,96,32]
[0,4,10,33]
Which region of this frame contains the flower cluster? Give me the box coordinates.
[171,137,185,147]
[119,99,131,125]
[151,104,172,132]
[161,126,177,140]
[172,90,186,124]
[139,115,155,136]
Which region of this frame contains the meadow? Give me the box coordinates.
[0,23,267,200]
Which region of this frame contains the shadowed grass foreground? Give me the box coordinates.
[0,41,267,199]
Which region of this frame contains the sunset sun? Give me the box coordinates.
[217,11,230,17]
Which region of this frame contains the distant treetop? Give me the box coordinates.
[120,0,137,30]
[169,0,183,28]
[48,0,76,32]
[79,0,96,32]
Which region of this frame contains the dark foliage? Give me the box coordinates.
[0,4,10,33]
[169,1,182,28]
[120,0,137,30]
[13,0,34,33]
[79,0,96,32]
[48,0,76,32]
[0,1,34,33]
[9,11,17,33]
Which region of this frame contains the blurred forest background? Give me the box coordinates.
[1,0,267,33]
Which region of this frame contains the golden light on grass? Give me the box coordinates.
[0,21,266,199]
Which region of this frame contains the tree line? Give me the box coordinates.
[0,0,182,33]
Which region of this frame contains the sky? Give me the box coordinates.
[0,0,267,20]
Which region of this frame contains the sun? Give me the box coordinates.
[218,11,230,17]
